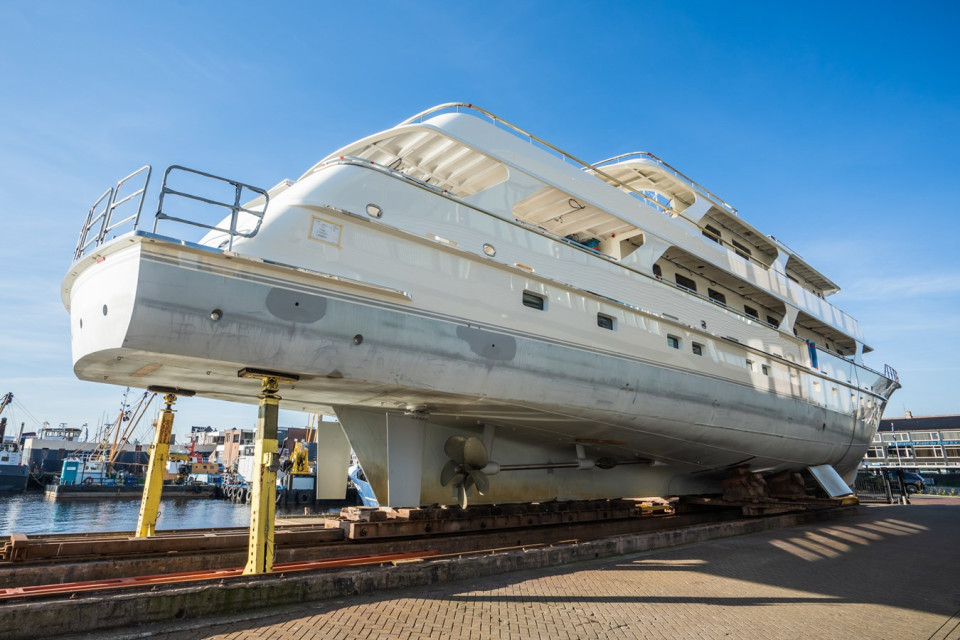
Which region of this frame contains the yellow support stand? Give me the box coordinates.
[135,391,179,538]
[240,368,298,575]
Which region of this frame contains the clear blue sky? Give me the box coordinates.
[1,2,958,441]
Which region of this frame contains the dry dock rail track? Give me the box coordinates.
[0,498,856,639]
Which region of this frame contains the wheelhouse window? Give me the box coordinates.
[597,313,615,330]
[523,291,546,310]
[667,335,681,349]
[675,274,697,293]
[707,289,726,305]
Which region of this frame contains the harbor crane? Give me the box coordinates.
[0,392,12,441]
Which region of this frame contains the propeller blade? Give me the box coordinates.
[444,435,468,463]
[462,474,475,492]
[457,483,469,509]
[470,470,490,495]
[440,459,461,486]
[462,436,489,470]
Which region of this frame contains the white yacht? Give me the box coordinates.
[63,104,899,507]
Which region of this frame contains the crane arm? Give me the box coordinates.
[0,393,12,416]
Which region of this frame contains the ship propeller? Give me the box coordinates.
[440,435,490,508]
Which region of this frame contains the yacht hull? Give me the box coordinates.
[66,236,883,506]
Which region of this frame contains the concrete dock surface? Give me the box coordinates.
[89,495,960,640]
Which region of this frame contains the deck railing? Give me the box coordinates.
[592,152,738,216]
[73,165,269,260]
[155,166,269,252]
[398,103,672,218]
[74,166,151,261]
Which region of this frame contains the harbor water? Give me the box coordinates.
[0,490,310,536]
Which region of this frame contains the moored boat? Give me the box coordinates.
[0,394,28,491]
[63,104,899,507]
[0,442,28,492]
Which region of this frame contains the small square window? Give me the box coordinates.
[708,289,726,305]
[675,274,697,293]
[597,314,615,330]
[692,342,703,356]
[744,305,759,319]
[746,359,755,371]
[523,291,545,310]
[767,315,780,327]
[702,224,722,243]
[667,335,680,349]
[731,240,752,259]
[762,364,770,376]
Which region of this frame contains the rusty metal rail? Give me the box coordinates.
[0,550,437,602]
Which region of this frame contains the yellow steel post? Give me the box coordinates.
[135,392,178,538]
[244,375,282,575]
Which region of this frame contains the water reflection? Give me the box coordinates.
[0,491,299,535]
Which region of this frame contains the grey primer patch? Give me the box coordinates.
[265,288,327,323]
[456,326,517,361]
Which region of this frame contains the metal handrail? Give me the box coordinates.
[75,187,113,260]
[74,166,153,261]
[74,164,270,261]
[403,105,739,217]
[99,166,152,244]
[398,105,783,275]
[154,165,269,252]
[398,103,672,216]
[592,152,738,216]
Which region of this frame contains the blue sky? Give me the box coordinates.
[1,2,958,440]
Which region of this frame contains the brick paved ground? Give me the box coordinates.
[99,496,960,640]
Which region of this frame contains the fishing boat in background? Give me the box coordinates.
[0,441,28,492]
[0,393,28,492]
[63,103,899,508]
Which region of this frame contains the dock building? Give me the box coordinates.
[861,412,960,473]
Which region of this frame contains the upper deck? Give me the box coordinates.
[311,103,865,353]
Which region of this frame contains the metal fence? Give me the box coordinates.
[854,470,910,504]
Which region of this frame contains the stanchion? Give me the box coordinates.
[135,386,195,538]
[239,368,299,575]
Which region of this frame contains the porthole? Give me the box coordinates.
[102,304,108,316]
[522,291,545,310]
[366,204,383,218]
[482,243,496,257]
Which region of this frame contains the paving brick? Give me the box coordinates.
[101,496,960,640]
